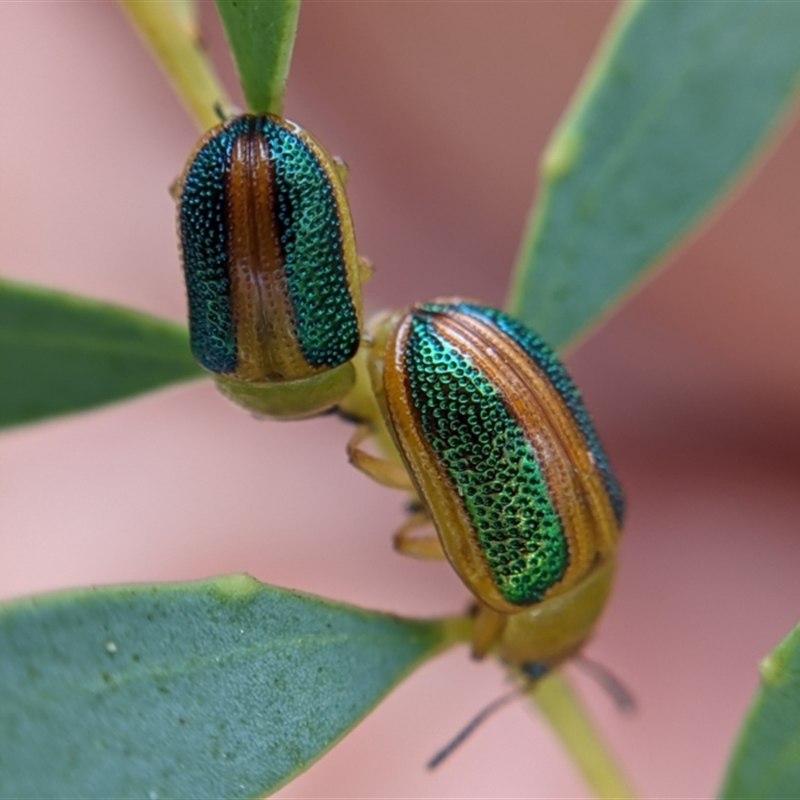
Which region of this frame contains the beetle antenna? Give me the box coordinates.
[213,101,227,122]
[427,687,522,770]
[572,654,636,713]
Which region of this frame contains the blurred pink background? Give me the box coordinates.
[2,2,800,798]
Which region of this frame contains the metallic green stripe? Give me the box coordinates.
[426,302,625,526]
[404,311,569,605]
[264,121,359,368]
[179,120,247,373]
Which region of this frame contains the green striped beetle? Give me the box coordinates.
[175,114,371,418]
[345,299,624,672]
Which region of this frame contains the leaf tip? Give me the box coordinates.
[209,573,261,603]
[541,127,582,182]
[759,650,787,687]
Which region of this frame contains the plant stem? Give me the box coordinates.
[118,0,232,131]
[439,615,475,650]
[532,670,636,799]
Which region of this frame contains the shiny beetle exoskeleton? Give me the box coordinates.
[175,114,369,418]
[347,299,624,674]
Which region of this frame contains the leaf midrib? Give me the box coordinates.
[0,331,198,366]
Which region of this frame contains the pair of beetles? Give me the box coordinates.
[175,114,625,698]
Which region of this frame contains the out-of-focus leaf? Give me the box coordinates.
[0,575,457,798]
[118,0,231,130]
[0,279,204,429]
[215,0,301,115]
[507,0,800,349]
[720,622,800,799]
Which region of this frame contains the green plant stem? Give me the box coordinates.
[118,0,232,131]
[532,671,636,799]
[439,614,475,649]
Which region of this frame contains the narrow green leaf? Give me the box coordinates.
[215,0,301,115]
[0,279,204,429]
[720,622,800,799]
[0,575,454,799]
[507,0,800,348]
[118,0,232,131]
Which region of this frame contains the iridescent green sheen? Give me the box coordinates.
[178,116,359,375]
[425,302,625,526]
[264,124,359,368]
[404,311,569,605]
[179,123,239,374]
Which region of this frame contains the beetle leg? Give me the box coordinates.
[358,256,374,283]
[393,511,445,560]
[472,603,507,659]
[348,425,444,559]
[168,176,182,202]
[347,425,415,490]
[332,155,350,184]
